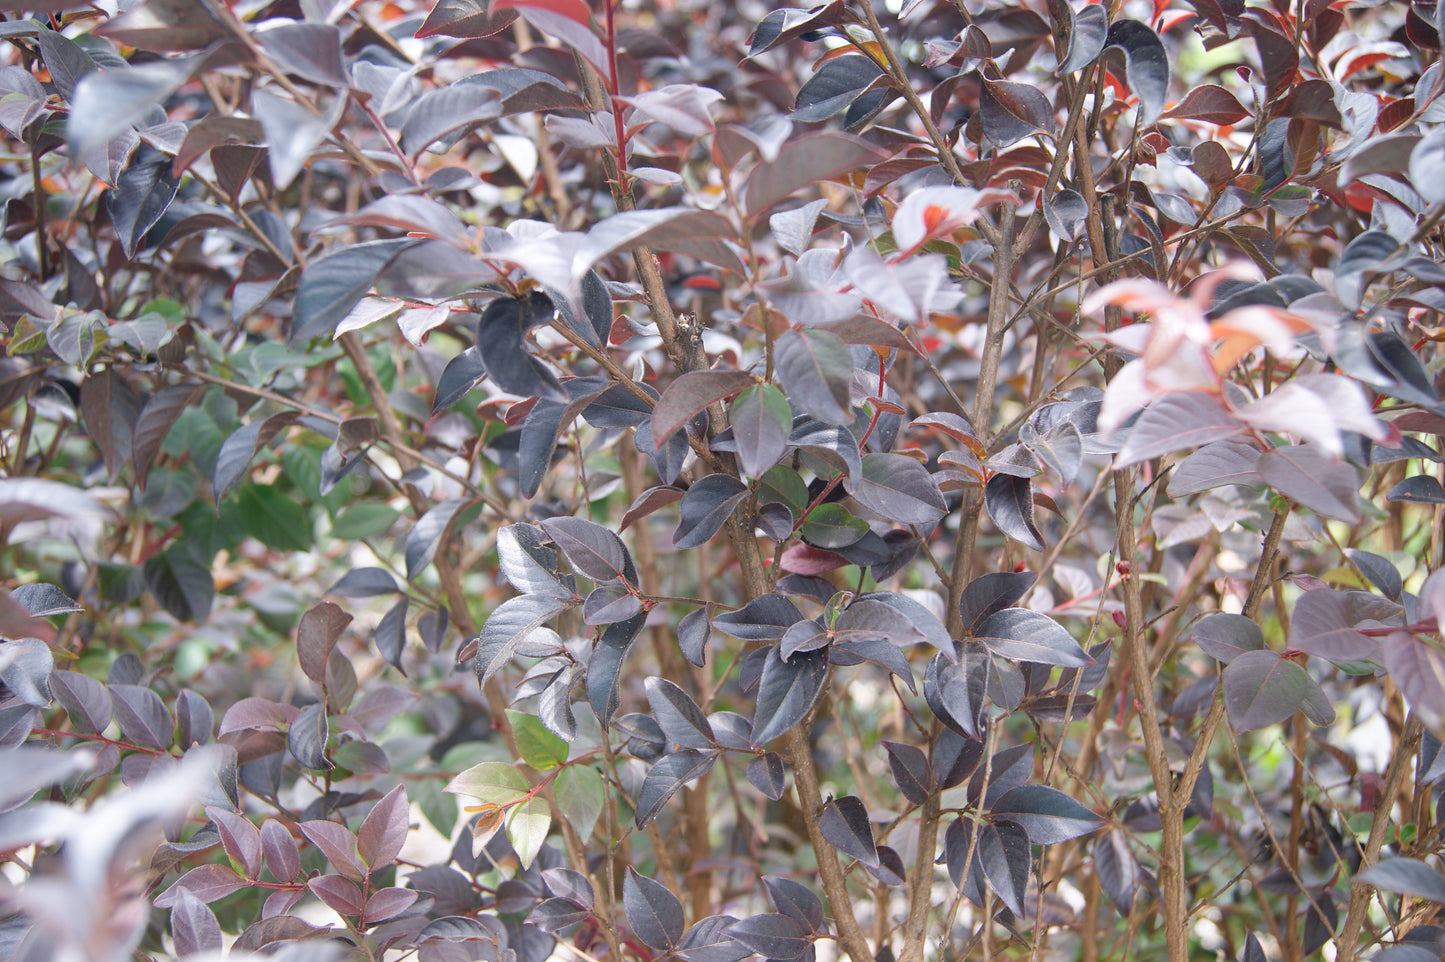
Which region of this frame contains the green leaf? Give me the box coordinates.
[554,765,604,841]
[508,709,569,771]
[758,466,808,514]
[505,795,550,869]
[238,484,312,551]
[444,760,529,804]
[801,503,868,549]
[414,777,458,837]
[330,503,400,539]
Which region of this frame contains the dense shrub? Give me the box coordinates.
[3,0,1445,960]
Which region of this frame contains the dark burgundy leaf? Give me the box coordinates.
[933,729,984,789]
[258,22,346,87]
[990,784,1104,843]
[977,819,1031,917]
[1161,84,1249,125]
[635,749,718,826]
[941,816,974,889]
[793,54,885,123]
[727,914,810,961]
[110,683,173,750]
[1095,827,1141,915]
[540,515,633,583]
[855,591,952,654]
[1256,445,1361,522]
[205,806,261,879]
[518,397,567,497]
[1382,631,1445,728]
[0,638,48,709]
[984,473,1045,550]
[107,154,179,259]
[374,597,409,673]
[1056,1,1108,74]
[170,888,222,958]
[678,915,751,962]
[790,420,862,483]
[583,583,642,625]
[1104,20,1169,126]
[297,602,351,686]
[979,77,1055,146]
[850,453,946,525]
[678,607,713,667]
[287,702,332,771]
[1044,188,1088,241]
[1223,649,1335,731]
[1192,613,1266,664]
[358,783,409,871]
[1348,549,1403,600]
[406,499,471,579]
[49,670,112,734]
[743,131,886,218]
[327,567,400,598]
[745,751,787,800]
[1412,130,1445,205]
[750,645,829,745]
[1355,858,1445,904]
[730,384,793,478]
[537,664,579,741]
[866,845,907,886]
[883,741,932,805]
[299,819,367,882]
[175,690,212,747]
[674,474,750,550]
[153,864,246,908]
[968,743,1036,807]
[308,874,365,916]
[645,676,716,748]
[1244,15,1298,102]
[472,595,569,685]
[366,887,419,924]
[820,795,878,867]
[213,411,300,504]
[653,370,752,446]
[476,292,563,399]
[433,347,486,412]
[776,329,854,425]
[401,82,503,158]
[1168,440,1263,496]
[1116,394,1242,466]
[763,876,824,933]
[1288,589,1378,661]
[11,582,81,618]
[621,485,686,532]
[714,594,805,642]
[959,572,1038,634]
[588,611,646,725]
[925,647,987,738]
[261,819,300,882]
[975,608,1091,667]
[417,0,519,38]
[36,27,95,102]
[1388,476,1445,504]
[292,239,410,343]
[80,368,141,483]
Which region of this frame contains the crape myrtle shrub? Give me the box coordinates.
[3,0,1445,959]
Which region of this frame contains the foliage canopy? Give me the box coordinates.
[3,0,1445,961]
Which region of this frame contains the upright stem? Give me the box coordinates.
[1115,465,1186,962]
[1338,714,1423,961]
[945,202,1016,634]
